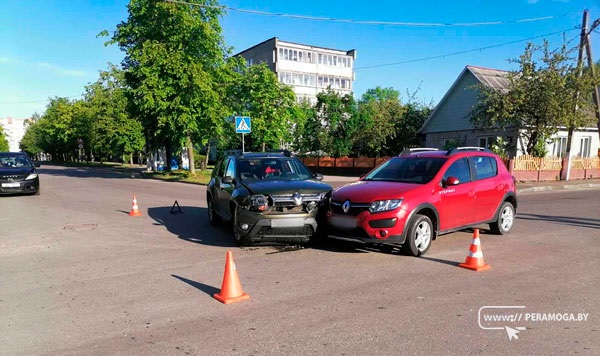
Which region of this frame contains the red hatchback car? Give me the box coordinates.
[326,147,517,256]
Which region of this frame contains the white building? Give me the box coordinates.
[0,116,30,152]
[235,37,357,104]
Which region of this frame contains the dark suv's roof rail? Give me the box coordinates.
[446,147,492,155]
[267,149,293,157]
[224,149,243,156]
[399,147,440,156]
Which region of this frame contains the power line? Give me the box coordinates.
[166,0,576,28]
[355,28,578,70]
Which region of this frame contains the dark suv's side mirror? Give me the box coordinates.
[442,176,460,187]
[314,173,323,181]
[221,176,234,184]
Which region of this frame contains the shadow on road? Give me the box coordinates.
[419,256,460,267]
[171,274,219,297]
[517,213,600,230]
[37,165,142,180]
[148,205,238,247]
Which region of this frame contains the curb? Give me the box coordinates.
[519,183,600,192]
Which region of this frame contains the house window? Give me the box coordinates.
[553,136,567,157]
[579,136,591,157]
[478,136,496,149]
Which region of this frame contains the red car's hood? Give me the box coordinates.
[331,180,420,203]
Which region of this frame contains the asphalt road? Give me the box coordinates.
[1,165,599,356]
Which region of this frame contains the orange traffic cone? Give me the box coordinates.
[129,194,142,217]
[214,251,250,304]
[458,229,491,271]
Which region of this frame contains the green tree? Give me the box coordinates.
[289,100,315,153]
[312,88,360,157]
[38,97,84,161]
[84,64,145,164]
[354,87,404,156]
[106,0,231,173]
[470,41,596,157]
[227,63,296,151]
[0,125,9,151]
[388,102,431,155]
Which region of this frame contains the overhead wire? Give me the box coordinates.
[355,28,579,69]
[165,0,576,28]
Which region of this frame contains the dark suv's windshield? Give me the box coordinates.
[364,157,446,184]
[238,157,314,181]
[0,155,32,169]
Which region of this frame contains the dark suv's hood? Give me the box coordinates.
[242,179,331,195]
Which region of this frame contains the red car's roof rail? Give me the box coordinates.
[399,148,440,156]
[446,147,492,155]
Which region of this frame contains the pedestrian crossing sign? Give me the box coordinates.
[235,116,251,133]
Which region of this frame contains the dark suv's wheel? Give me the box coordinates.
[207,196,221,226]
[232,206,252,246]
[489,201,515,235]
[402,214,433,257]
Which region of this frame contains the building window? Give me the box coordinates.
[579,136,591,157]
[553,136,567,157]
[478,136,496,149]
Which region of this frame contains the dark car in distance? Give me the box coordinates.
[0,152,41,195]
[207,152,332,246]
[326,147,517,256]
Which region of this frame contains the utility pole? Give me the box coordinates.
[582,15,600,156]
[565,10,600,181]
[575,10,600,156]
[564,11,590,180]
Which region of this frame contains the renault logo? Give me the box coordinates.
[342,200,351,214]
[292,192,303,206]
[7,178,14,182]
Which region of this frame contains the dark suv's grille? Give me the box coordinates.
[255,225,314,238]
[266,206,306,214]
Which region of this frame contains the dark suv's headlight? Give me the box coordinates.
[245,194,268,212]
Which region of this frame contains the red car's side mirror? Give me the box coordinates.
[443,176,460,187]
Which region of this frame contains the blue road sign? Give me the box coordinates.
[235,116,251,133]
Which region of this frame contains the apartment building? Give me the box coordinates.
[0,117,30,152]
[234,37,356,104]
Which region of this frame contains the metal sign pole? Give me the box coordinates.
[242,133,245,153]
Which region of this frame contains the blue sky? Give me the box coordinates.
[1,0,599,119]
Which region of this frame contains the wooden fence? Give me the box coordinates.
[300,155,600,182]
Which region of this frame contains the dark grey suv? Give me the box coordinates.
[207,152,332,246]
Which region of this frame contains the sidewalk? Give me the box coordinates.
[323,175,600,192]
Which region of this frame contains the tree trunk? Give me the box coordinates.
[204,143,210,171]
[165,144,172,173]
[129,153,133,166]
[187,134,195,175]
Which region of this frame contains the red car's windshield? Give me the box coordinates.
[363,157,446,184]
